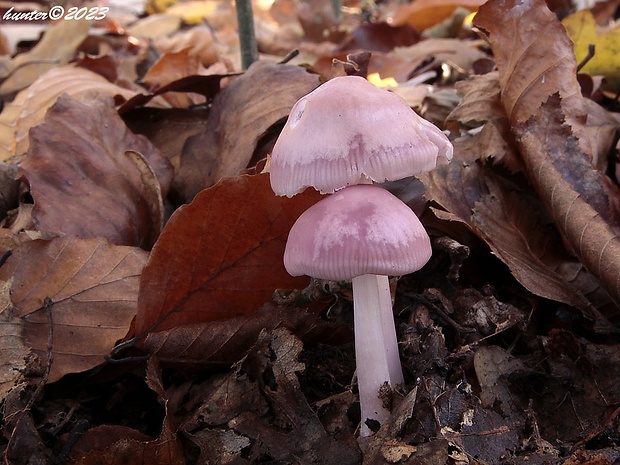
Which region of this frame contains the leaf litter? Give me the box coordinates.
[1,0,620,463]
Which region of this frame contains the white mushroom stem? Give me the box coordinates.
[353,273,404,437]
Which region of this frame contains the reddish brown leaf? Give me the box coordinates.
[177,61,321,202]
[336,23,420,53]
[135,173,323,335]
[0,236,148,383]
[18,94,173,248]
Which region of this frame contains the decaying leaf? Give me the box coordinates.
[18,94,173,248]
[463,0,620,319]
[423,152,617,325]
[0,236,148,383]
[177,60,321,201]
[135,173,323,335]
[179,328,362,464]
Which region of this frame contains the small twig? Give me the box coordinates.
[576,44,595,72]
[279,49,300,64]
[235,0,259,69]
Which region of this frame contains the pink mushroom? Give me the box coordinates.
[269,75,452,438]
[284,184,432,436]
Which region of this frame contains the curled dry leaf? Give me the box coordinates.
[515,97,620,318]
[474,0,586,127]
[0,236,148,383]
[0,66,139,160]
[135,173,323,336]
[18,94,173,248]
[178,61,321,202]
[475,0,620,315]
[422,146,616,325]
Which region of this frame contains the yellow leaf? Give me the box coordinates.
[563,10,620,90]
[165,0,220,24]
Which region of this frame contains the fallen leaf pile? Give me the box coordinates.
[1,0,620,463]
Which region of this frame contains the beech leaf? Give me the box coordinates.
[0,236,148,383]
[422,145,616,324]
[514,96,620,316]
[135,173,323,335]
[18,94,173,248]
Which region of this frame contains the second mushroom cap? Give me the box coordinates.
[284,184,432,281]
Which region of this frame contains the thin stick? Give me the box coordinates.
[235,0,259,69]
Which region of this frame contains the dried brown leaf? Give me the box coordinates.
[177,61,321,201]
[18,94,173,248]
[0,236,148,383]
[474,0,585,127]
[230,328,362,464]
[0,18,91,96]
[447,72,505,129]
[0,66,138,160]
[142,49,210,108]
[135,173,323,335]
[153,25,219,66]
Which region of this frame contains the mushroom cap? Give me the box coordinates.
[284,184,432,281]
[270,75,453,197]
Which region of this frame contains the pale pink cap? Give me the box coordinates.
[270,75,453,197]
[284,184,432,281]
